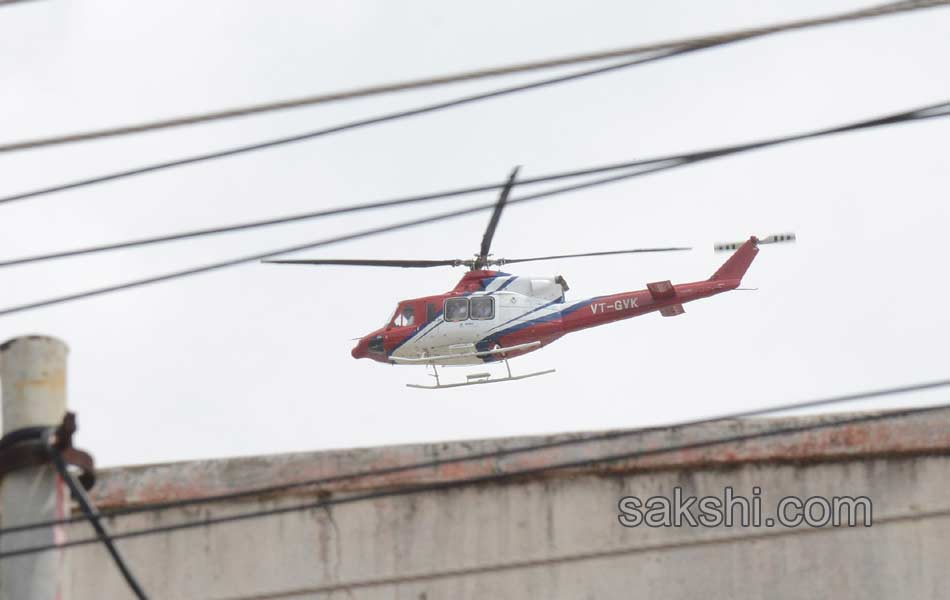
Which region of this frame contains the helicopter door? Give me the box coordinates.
[428,297,472,347]
[437,296,500,346]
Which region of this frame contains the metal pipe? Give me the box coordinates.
[0,336,70,600]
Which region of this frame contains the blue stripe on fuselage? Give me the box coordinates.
[487,297,562,333]
[475,296,603,360]
[388,310,444,356]
[491,276,517,293]
[413,312,443,342]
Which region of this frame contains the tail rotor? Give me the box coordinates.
[715,232,796,252]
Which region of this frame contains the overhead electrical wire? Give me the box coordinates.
[0,100,947,318]
[0,164,683,317]
[2,1,948,206]
[45,433,150,600]
[222,505,950,599]
[0,99,947,269]
[0,378,947,559]
[0,46,702,207]
[0,159,685,268]
[0,0,945,154]
[0,0,941,583]
[5,376,945,537]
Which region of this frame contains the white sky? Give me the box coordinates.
[1,1,948,467]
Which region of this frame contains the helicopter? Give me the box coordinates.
[265,168,794,389]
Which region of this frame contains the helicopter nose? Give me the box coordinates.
[351,340,366,359]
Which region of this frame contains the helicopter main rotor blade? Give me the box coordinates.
[262,258,461,268]
[495,247,692,265]
[475,166,520,269]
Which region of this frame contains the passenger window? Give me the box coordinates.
[444,298,469,322]
[426,302,438,322]
[392,305,415,327]
[470,296,494,320]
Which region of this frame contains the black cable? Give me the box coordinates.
[4,386,949,559]
[1,99,947,270]
[215,504,950,600]
[44,432,149,600]
[0,101,947,318]
[0,45,714,207]
[0,378,946,549]
[3,0,942,153]
[6,375,944,535]
[0,160,684,268]
[12,0,937,209]
[0,426,48,450]
[0,162,688,318]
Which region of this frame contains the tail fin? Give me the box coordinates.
[710,237,759,282]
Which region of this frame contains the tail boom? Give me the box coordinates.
[553,278,738,335]
[478,237,763,348]
[554,237,763,335]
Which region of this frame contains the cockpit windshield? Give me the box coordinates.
[389,304,415,328]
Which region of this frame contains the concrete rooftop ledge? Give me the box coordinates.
[89,408,950,509]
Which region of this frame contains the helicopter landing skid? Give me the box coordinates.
[406,360,555,390]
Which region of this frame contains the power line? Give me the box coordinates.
[0,164,682,318]
[1,378,947,558]
[4,0,947,208]
[0,100,946,317]
[45,433,149,600]
[1,100,948,268]
[0,46,700,207]
[222,506,950,599]
[0,159,691,268]
[5,374,946,536]
[1,101,945,269]
[0,0,945,154]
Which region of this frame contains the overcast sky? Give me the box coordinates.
[1,1,948,467]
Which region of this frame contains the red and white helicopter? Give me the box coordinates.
[266,169,793,388]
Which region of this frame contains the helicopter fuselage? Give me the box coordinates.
[350,237,758,366]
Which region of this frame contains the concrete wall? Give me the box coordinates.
[54,410,950,599]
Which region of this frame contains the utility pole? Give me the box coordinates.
[0,336,71,600]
